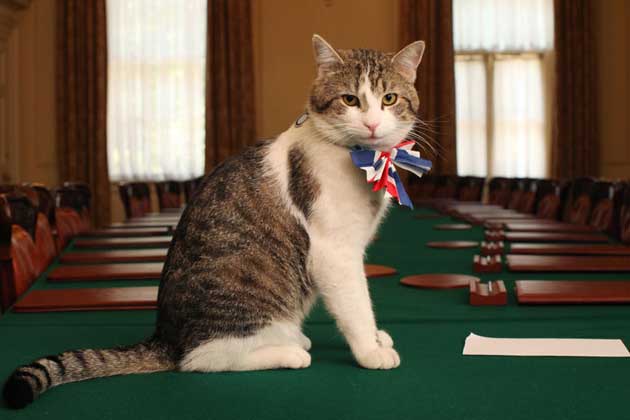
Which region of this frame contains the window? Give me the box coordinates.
[107,0,207,181]
[453,0,554,178]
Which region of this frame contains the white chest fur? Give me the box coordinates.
[265,121,390,252]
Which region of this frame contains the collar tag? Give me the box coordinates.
[295,112,309,127]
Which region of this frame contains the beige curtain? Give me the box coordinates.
[399,0,457,175]
[205,0,257,170]
[57,0,110,227]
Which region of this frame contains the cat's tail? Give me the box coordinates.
[3,339,175,409]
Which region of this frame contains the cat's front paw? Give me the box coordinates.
[355,347,400,370]
[376,330,394,348]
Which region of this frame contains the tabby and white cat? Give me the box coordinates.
[3,35,425,408]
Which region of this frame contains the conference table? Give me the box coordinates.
[1,206,629,419]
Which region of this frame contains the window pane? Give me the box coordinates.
[454,0,554,52]
[492,57,546,178]
[455,58,487,177]
[107,0,207,182]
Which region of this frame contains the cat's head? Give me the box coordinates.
[307,35,424,151]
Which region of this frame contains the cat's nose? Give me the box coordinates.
[363,122,380,136]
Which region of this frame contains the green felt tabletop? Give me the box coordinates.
[1,206,630,419]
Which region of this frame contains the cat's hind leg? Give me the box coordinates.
[179,321,311,372]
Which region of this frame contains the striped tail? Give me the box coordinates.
[2,340,175,409]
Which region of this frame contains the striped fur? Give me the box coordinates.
[3,342,173,409]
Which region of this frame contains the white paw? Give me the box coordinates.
[355,347,400,370]
[376,330,394,348]
[299,333,312,351]
[285,347,311,369]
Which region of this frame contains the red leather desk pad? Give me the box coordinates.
[81,228,171,237]
[48,262,390,282]
[127,217,180,223]
[503,232,608,243]
[510,243,630,256]
[47,263,164,282]
[507,255,630,272]
[74,237,173,249]
[60,249,168,264]
[12,287,158,312]
[515,280,630,304]
[108,222,177,228]
[504,223,596,233]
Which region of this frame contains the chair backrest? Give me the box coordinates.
[433,175,457,199]
[517,179,540,214]
[487,177,514,208]
[155,181,182,210]
[0,193,40,311]
[456,177,484,202]
[533,180,562,219]
[409,174,437,200]
[32,183,56,227]
[54,187,88,250]
[561,177,596,225]
[588,181,622,234]
[118,182,152,219]
[507,179,531,210]
[619,183,630,244]
[183,176,204,203]
[60,182,92,231]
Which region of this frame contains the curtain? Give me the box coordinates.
[205,0,256,170]
[492,56,546,177]
[455,58,487,176]
[454,0,554,53]
[57,0,110,227]
[399,0,457,175]
[106,0,207,182]
[552,0,598,178]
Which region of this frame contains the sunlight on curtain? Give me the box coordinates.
[454,0,554,52]
[492,57,546,177]
[107,0,207,181]
[453,0,553,178]
[455,58,487,177]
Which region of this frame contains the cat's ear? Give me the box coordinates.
[312,34,344,70]
[391,41,425,83]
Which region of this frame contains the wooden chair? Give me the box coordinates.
[561,177,596,225]
[456,177,484,202]
[183,176,204,203]
[517,179,542,214]
[507,179,532,211]
[619,183,630,244]
[0,192,40,311]
[119,182,152,219]
[54,186,88,250]
[487,177,515,208]
[63,181,92,230]
[29,184,58,271]
[588,181,623,234]
[533,180,562,220]
[155,181,182,211]
[433,176,457,199]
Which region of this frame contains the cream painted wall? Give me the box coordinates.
[1,0,57,186]
[595,0,630,179]
[252,0,399,139]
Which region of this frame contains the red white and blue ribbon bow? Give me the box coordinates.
[350,140,432,209]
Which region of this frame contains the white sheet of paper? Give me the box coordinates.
[463,333,630,357]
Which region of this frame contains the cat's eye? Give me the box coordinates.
[341,95,360,107]
[382,93,398,106]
